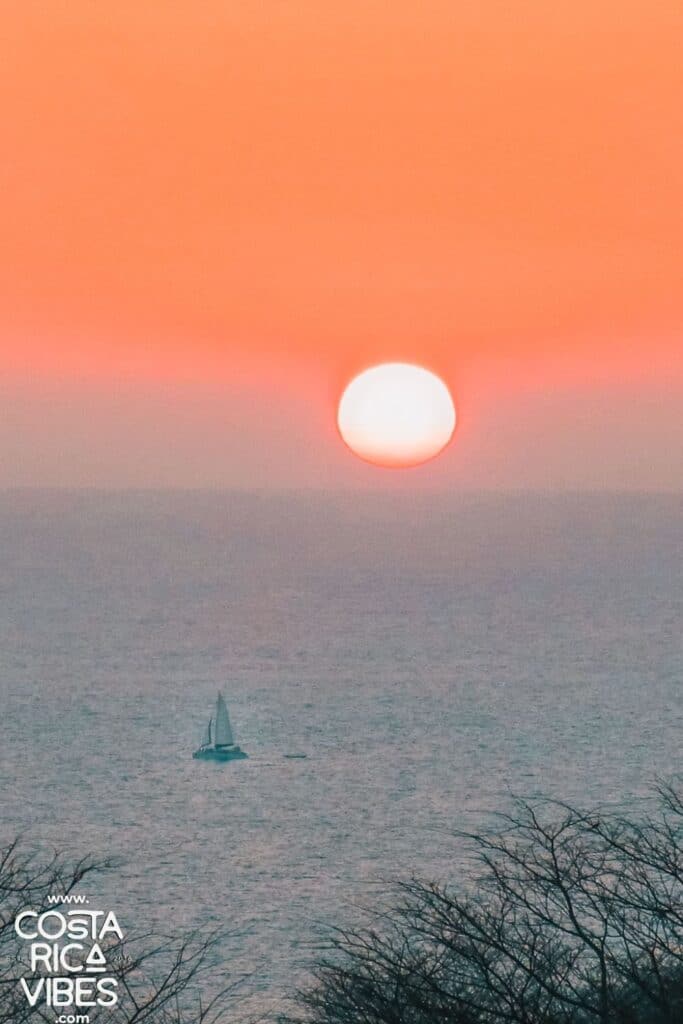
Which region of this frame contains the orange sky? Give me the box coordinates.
[1,2,682,487]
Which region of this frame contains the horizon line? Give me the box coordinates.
[2,486,681,498]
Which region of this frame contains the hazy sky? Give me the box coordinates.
[2,2,682,489]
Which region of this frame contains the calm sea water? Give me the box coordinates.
[0,491,681,1016]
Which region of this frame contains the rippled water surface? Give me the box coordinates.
[1,492,680,1015]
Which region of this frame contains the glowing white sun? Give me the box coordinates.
[337,363,456,468]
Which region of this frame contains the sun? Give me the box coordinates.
[337,363,456,468]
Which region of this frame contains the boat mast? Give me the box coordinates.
[214,693,234,747]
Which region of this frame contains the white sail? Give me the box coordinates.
[214,693,234,746]
[200,717,212,748]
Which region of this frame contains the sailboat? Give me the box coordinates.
[193,692,248,761]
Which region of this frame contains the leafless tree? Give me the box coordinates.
[282,780,682,1024]
[0,838,247,1024]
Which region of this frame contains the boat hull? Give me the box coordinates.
[192,745,248,762]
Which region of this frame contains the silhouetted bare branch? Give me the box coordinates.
[0,839,247,1024]
[282,779,683,1024]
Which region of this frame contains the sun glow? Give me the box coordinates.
[337,363,456,468]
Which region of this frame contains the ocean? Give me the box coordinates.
[1,491,680,1017]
